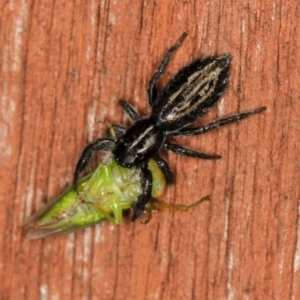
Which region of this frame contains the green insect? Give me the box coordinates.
[23,158,208,239]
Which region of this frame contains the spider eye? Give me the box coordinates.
[118,138,128,148]
[136,152,143,160]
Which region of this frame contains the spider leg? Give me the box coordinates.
[154,154,174,183]
[173,107,267,137]
[148,33,187,107]
[119,100,140,121]
[131,162,153,221]
[73,138,115,186]
[164,141,221,159]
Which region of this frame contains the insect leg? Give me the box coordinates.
[164,141,221,159]
[140,195,210,224]
[154,154,174,183]
[148,32,187,107]
[151,195,210,211]
[173,107,267,137]
[131,162,153,221]
[108,125,126,138]
[119,100,140,121]
[73,138,115,186]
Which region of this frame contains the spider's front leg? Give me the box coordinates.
[131,161,153,221]
[154,154,174,183]
[73,138,115,186]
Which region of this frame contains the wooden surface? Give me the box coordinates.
[1,0,300,299]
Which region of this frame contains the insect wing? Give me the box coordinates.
[24,184,118,240]
[23,162,126,239]
[25,220,106,239]
[22,186,74,229]
[152,55,231,132]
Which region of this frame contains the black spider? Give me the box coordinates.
[73,33,266,221]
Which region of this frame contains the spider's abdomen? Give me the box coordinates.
[152,55,231,133]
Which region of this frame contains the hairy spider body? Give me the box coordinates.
[74,33,266,221]
[113,118,166,168]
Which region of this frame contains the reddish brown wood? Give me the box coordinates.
[1,0,300,299]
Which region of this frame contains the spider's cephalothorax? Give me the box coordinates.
[73,33,266,221]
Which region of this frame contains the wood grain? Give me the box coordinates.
[1,0,300,299]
